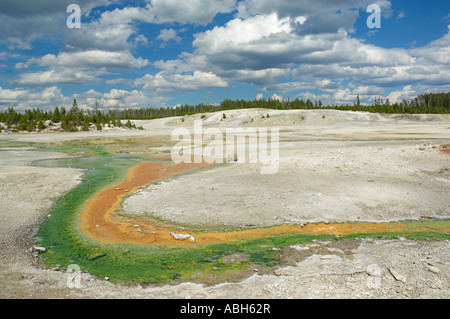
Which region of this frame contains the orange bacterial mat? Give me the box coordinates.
[80,158,449,246]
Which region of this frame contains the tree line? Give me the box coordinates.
[0,92,448,133]
[0,99,142,133]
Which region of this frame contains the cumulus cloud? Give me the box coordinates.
[64,22,140,52]
[10,49,149,87]
[156,29,182,47]
[2,0,450,110]
[0,86,165,111]
[99,89,152,108]
[192,13,307,71]
[149,0,236,25]
[239,0,393,34]
[155,12,415,85]
[152,13,322,85]
[95,0,236,26]
[386,85,417,104]
[11,67,107,87]
[270,93,284,102]
[412,26,450,65]
[9,6,150,87]
[0,86,66,110]
[263,81,320,93]
[147,9,450,104]
[0,0,111,49]
[4,0,236,87]
[18,51,149,71]
[350,85,385,96]
[134,71,229,92]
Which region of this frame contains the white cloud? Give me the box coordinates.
[157,13,334,84]
[149,10,450,98]
[161,13,411,82]
[20,50,149,70]
[239,0,393,34]
[76,88,168,109]
[0,0,111,49]
[0,86,168,111]
[149,0,236,25]
[286,25,450,94]
[333,88,357,103]
[96,0,236,26]
[135,71,229,92]
[255,93,263,100]
[350,85,385,96]
[295,91,332,103]
[64,22,139,52]
[100,89,151,108]
[156,29,182,46]
[270,93,284,102]
[0,86,66,110]
[97,4,155,25]
[228,68,288,85]
[262,81,314,93]
[191,13,330,71]
[412,26,450,65]
[6,0,236,88]
[386,85,418,104]
[9,68,102,87]
[10,48,151,87]
[194,13,293,54]
[2,0,450,110]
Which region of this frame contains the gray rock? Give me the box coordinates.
[32,246,46,253]
[389,268,407,283]
[426,265,440,274]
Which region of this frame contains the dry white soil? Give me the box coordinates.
[0,109,449,299]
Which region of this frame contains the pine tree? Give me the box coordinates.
[71,98,79,115]
[38,120,46,130]
[52,107,61,122]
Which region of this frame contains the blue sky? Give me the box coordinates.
[0,0,449,111]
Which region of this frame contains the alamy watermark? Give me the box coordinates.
[66,264,82,289]
[171,120,280,175]
[366,263,382,289]
[66,4,381,30]
[67,4,81,29]
[367,4,381,29]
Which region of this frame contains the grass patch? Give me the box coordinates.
[43,144,110,157]
[0,139,33,148]
[341,230,449,242]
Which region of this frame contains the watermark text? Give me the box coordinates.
[171,120,279,174]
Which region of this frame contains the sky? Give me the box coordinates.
[0,0,449,111]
